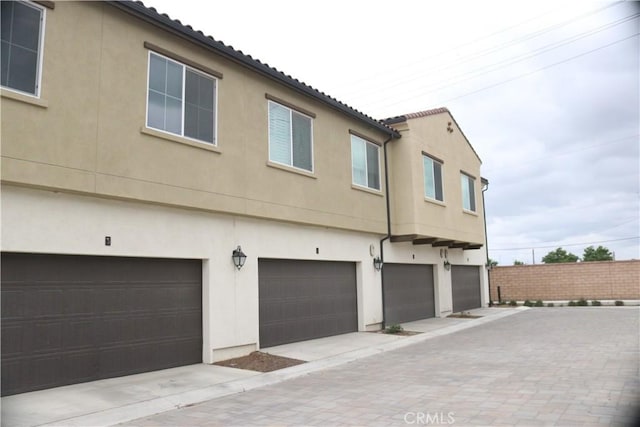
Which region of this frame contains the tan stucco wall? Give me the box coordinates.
[388,113,485,244]
[1,2,389,234]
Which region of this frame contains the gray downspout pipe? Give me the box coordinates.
[379,135,395,329]
[481,178,491,306]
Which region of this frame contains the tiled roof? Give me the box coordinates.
[109,1,400,138]
[382,107,482,164]
[382,107,450,125]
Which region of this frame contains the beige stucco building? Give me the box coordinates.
[1,0,489,396]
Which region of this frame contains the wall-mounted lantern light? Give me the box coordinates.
[232,245,247,270]
[373,256,383,271]
[443,259,451,271]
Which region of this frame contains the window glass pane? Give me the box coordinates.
[12,2,40,51]
[184,102,198,139]
[434,162,443,201]
[1,3,13,44]
[8,44,37,93]
[148,54,166,93]
[461,175,470,210]
[165,60,183,100]
[1,41,9,87]
[366,142,380,189]
[184,70,214,144]
[292,111,312,171]
[351,136,367,187]
[269,102,292,165]
[199,74,214,110]
[424,156,435,199]
[468,178,476,211]
[165,96,182,134]
[1,1,41,95]
[147,91,165,129]
[198,107,214,143]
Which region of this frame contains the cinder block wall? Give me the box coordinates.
[489,260,640,301]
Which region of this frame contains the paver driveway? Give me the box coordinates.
[123,308,639,426]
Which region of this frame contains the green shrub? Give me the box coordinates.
[534,299,544,307]
[591,300,602,306]
[509,300,518,306]
[523,300,533,307]
[568,300,577,306]
[385,324,404,334]
[615,300,624,306]
[576,298,588,306]
[547,302,555,307]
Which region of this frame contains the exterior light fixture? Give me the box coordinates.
[232,245,247,270]
[373,256,383,271]
[443,260,451,271]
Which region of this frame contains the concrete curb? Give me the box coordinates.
[41,308,528,427]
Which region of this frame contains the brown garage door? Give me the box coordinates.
[1,253,202,396]
[382,263,435,325]
[258,259,357,348]
[451,265,481,312]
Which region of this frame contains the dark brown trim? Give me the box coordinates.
[33,1,54,9]
[422,151,444,164]
[144,41,223,79]
[450,242,470,248]
[390,234,419,243]
[265,94,316,118]
[349,129,381,146]
[465,244,483,250]
[432,240,455,247]
[460,170,476,180]
[412,238,438,245]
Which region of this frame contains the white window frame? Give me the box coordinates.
[1,1,46,98]
[267,100,314,173]
[461,172,477,212]
[423,154,444,202]
[145,51,218,146]
[351,134,381,191]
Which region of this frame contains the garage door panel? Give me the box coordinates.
[1,253,202,396]
[451,265,481,312]
[383,264,435,325]
[259,259,357,348]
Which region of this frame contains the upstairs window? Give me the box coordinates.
[147,52,217,144]
[1,1,44,96]
[423,154,444,202]
[268,100,313,172]
[351,135,380,191]
[461,173,476,212]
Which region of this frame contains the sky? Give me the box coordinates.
[144,0,639,264]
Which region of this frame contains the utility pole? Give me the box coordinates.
[532,248,535,264]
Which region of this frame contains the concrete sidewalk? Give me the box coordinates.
[1,307,525,427]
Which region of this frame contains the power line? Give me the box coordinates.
[358,12,638,103]
[490,236,640,251]
[482,134,640,173]
[434,32,639,106]
[345,2,624,97]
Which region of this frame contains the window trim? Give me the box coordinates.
[350,134,381,192]
[145,50,219,146]
[144,42,223,79]
[267,99,315,173]
[1,0,47,98]
[422,151,445,203]
[460,171,477,213]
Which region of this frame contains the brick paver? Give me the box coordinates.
[123,308,639,426]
